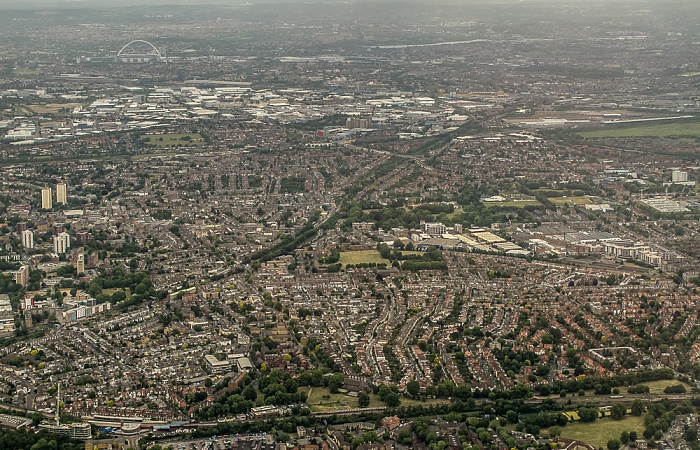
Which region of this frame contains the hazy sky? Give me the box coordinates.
[0,0,685,10]
[1,0,239,7]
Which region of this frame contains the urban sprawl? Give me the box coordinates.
[1,1,700,450]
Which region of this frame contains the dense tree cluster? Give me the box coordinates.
[0,273,23,310]
[77,268,165,308]
[536,368,675,397]
[376,384,401,407]
[664,384,687,394]
[279,176,306,194]
[247,217,319,263]
[628,384,651,394]
[0,429,83,450]
[376,243,447,271]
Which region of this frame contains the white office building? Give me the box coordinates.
[56,183,67,204]
[41,187,53,209]
[672,170,688,183]
[53,232,71,254]
[21,230,34,250]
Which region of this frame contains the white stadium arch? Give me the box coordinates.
[116,40,163,63]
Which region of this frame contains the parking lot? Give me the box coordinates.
[155,433,274,450]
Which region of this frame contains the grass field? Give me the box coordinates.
[14,105,36,115]
[141,133,206,147]
[339,250,391,267]
[306,387,449,413]
[483,200,541,208]
[11,68,40,76]
[339,250,426,267]
[558,415,645,448]
[446,206,463,219]
[578,120,700,139]
[400,396,450,408]
[632,379,692,395]
[27,103,87,115]
[103,288,131,297]
[306,387,380,412]
[548,196,591,205]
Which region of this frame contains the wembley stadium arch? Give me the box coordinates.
[116,40,163,63]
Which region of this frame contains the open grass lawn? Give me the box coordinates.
[483,200,541,208]
[633,379,692,395]
[400,251,424,256]
[339,250,391,267]
[11,68,40,76]
[578,120,700,139]
[306,387,378,412]
[558,415,645,448]
[306,387,449,413]
[102,288,131,297]
[339,250,426,268]
[28,103,87,114]
[141,133,206,147]
[548,196,591,205]
[399,396,450,408]
[14,105,36,115]
[445,206,463,219]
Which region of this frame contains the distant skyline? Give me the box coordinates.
[0,0,685,7]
